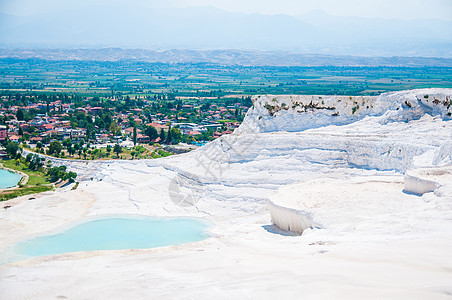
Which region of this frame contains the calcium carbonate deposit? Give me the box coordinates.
[1,88,451,299]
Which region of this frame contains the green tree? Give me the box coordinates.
[159,128,165,142]
[62,138,72,155]
[68,146,75,156]
[16,109,24,121]
[132,126,137,146]
[5,141,19,158]
[170,127,182,144]
[65,171,77,183]
[166,124,172,144]
[29,154,43,171]
[145,125,158,141]
[85,126,95,141]
[47,165,76,182]
[25,153,33,163]
[42,135,50,145]
[128,116,136,127]
[92,148,101,158]
[109,121,121,136]
[48,141,63,156]
[62,138,72,148]
[113,144,122,158]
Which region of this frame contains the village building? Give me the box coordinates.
[0,125,7,141]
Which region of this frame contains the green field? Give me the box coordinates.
[1,59,451,98]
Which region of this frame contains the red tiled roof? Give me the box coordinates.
[187,130,201,136]
[146,122,168,129]
[124,127,142,134]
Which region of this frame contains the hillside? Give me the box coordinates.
[1,48,452,67]
[1,88,452,298]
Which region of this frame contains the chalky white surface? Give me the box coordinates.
[1,89,451,299]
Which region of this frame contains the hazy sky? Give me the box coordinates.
[1,0,451,20]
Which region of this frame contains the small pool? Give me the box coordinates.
[0,169,22,189]
[8,215,212,261]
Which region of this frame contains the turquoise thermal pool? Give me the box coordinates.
[0,169,22,189]
[9,216,212,261]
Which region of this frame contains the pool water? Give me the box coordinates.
[10,216,212,260]
[0,169,22,189]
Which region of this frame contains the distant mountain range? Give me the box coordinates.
[0,6,451,57]
[1,48,451,67]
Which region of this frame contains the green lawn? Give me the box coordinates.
[1,159,54,201]
[1,159,49,185]
[0,185,53,201]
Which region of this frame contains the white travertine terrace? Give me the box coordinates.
[404,166,452,196]
[267,200,313,234]
[1,88,451,299]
